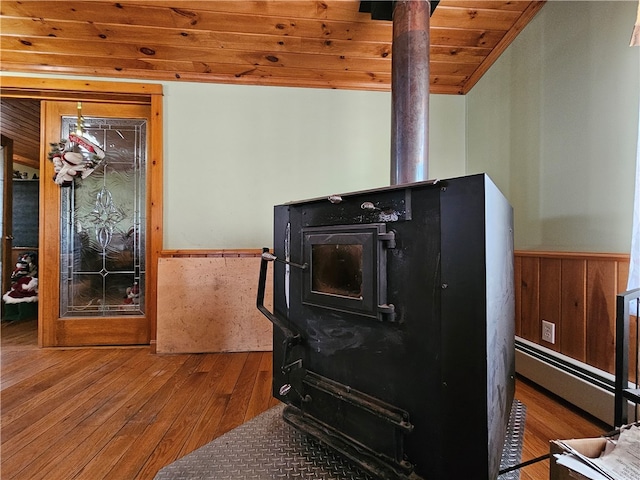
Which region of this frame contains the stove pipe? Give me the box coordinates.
[390,0,431,185]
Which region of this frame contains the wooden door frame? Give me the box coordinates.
[0,77,163,350]
[1,134,14,309]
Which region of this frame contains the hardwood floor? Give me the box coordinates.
[1,319,609,480]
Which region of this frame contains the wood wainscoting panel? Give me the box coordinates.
[560,259,587,362]
[617,261,630,293]
[539,258,561,352]
[585,260,618,373]
[519,256,540,343]
[516,251,629,376]
[156,256,272,353]
[514,255,522,337]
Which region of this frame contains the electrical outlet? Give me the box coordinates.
[541,320,555,344]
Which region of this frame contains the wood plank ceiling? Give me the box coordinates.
[0,98,41,169]
[0,1,546,95]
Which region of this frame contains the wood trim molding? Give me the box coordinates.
[160,249,263,258]
[515,250,631,262]
[13,154,39,170]
[163,249,629,260]
[147,93,164,348]
[515,250,630,262]
[1,76,162,99]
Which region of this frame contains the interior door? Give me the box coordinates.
[1,135,14,312]
[41,101,151,346]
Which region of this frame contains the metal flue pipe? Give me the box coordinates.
[390,0,431,185]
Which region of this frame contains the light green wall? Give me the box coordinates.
[4,2,638,253]
[165,83,387,249]
[2,71,465,249]
[164,83,465,248]
[467,1,639,253]
[5,2,636,252]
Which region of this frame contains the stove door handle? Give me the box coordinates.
[261,251,308,270]
[257,247,302,354]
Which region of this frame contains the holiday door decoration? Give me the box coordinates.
[47,133,105,187]
[47,102,106,187]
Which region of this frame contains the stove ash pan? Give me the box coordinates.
[257,174,516,480]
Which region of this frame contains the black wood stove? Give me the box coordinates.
[256,2,515,478]
[258,173,515,479]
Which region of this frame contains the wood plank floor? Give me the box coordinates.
[1,319,609,480]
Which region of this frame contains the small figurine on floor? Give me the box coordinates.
[3,275,38,304]
[11,252,37,281]
[2,251,39,315]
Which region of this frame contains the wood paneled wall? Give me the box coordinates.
[158,249,635,379]
[515,251,630,376]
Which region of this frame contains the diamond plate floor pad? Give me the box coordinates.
[155,400,526,480]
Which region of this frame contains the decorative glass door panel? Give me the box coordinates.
[59,116,146,317]
[41,101,153,347]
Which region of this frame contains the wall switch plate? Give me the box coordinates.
[542,320,555,344]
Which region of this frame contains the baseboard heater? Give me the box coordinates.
[515,337,627,426]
